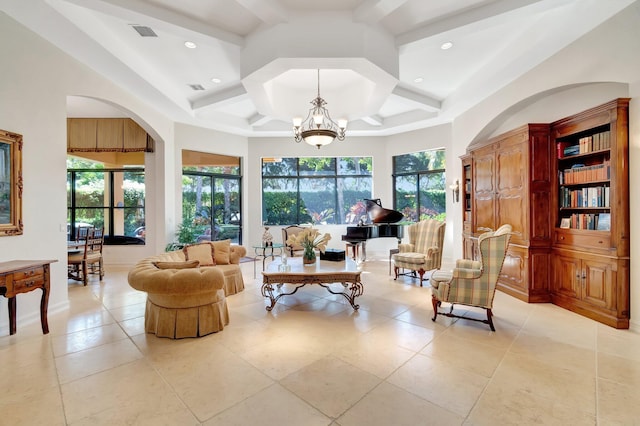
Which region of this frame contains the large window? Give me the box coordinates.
[393,149,446,222]
[262,157,373,225]
[67,158,145,244]
[181,151,242,244]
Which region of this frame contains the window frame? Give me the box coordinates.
[392,149,446,223]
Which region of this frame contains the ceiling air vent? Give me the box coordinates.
[131,25,157,37]
[188,84,205,91]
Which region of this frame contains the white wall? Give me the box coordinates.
[0,13,175,332]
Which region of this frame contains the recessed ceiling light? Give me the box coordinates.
[184,41,197,49]
[441,41,453,50]
[414,77,424,83]
[211,78,221,84]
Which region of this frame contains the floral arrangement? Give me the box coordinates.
[287,227,331,255]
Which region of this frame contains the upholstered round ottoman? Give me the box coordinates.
[128,253,229,339]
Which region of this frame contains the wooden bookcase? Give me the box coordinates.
[549,98,630,328]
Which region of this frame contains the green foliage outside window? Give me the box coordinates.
[262,157,373,226]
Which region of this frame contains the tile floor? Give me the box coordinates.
[1,258,640,425]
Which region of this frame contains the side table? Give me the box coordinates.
[0,259,57,335]
[253,243,284,278]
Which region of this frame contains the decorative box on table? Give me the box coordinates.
[320,249,345,261]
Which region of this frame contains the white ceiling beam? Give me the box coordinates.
[396,0,547,46]
[249,113,272,127]
[62,0,244,46]
[391,86,441,111]
[233,0,287,25]
[361,115,384,126]
[353,0,408,24]
[191,84,248,110]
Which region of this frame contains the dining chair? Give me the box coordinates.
[68,227,105,285]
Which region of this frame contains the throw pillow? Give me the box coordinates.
[153,260,200,270]
[211,239,231,265]
[183,243,215,266]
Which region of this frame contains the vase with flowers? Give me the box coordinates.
[286,227,331,265]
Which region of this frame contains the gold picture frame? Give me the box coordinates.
[0,129,23,236]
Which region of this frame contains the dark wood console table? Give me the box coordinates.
[0,260,57,335]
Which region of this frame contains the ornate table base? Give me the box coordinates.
[261,258,363,311]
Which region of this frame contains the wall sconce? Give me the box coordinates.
[449,180,460,203]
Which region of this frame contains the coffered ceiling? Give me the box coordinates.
[1,0,635,137]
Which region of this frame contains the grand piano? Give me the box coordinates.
[341,198,404,261]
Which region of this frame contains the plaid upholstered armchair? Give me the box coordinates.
[430,224,512,331]
[392,219,446,286]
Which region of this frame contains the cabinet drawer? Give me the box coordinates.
[554,230,610,249]
[13,267,44,281]
[13,275,45,293]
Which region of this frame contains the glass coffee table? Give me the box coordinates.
[261,257,363,311]
[252,243,285,278]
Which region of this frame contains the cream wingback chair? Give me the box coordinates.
[430,224,512,331]
[282,225,306,257]
[392,219,446,286]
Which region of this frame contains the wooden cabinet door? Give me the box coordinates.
[495,141,527,244]
[551,251,581,299]
[473,146,496,233]
[582,257,613,309]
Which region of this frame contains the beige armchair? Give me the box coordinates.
[282,225,306,257]
[430,224,512,331]
[392,219,446,286]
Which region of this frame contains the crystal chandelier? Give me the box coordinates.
[293,70,347,149]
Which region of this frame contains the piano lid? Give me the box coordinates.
[365,198,403,224]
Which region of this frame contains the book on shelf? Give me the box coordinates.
[562,161,610,184]
[566,213,610,230]
[597,213,611,231]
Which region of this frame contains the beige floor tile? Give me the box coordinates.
[510,330,596,375]
[48,308,116,336]
[468,381,596,425]
[239,331,331,380]
[420,332,506,378]
[0,354,58,398]
[61,359,198,425]
[353,294,412,318]
[51,322,128,357]
[332,333,417,379]
[0,386,66,426]
[55,337,143,383]
[337,382,464,426]
[364,318,437,352]
[598,377,640,424]
[119,315,146,337]
[597,326,640,362]
[394,304,455,330]
[281,355,381,418]
[488,352,596,416]
[203,383,330,425]
[598,352,640,385]
[105,301,146,322]
[387,353,488,417]
[150,341,274,420]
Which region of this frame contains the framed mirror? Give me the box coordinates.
[0,129,23,236]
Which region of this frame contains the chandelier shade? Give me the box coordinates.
[293,70,347,149]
